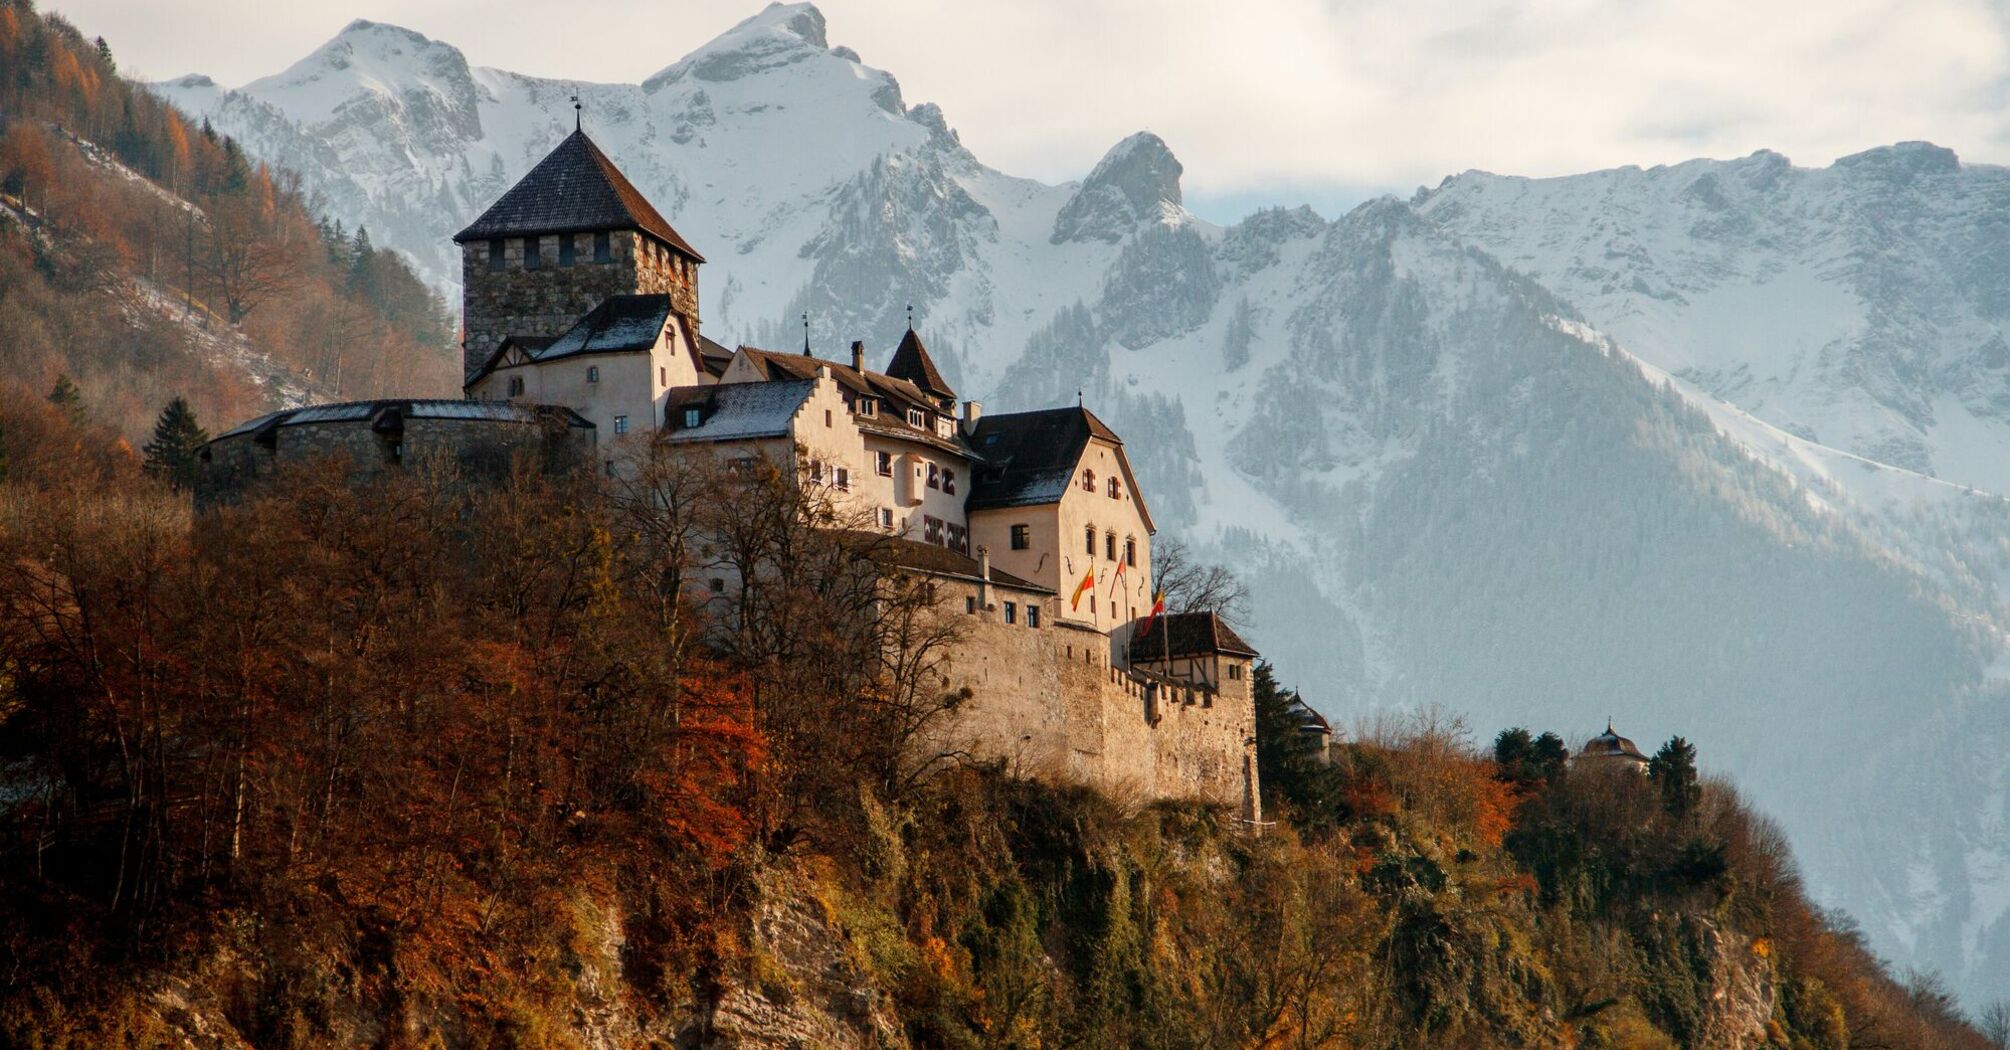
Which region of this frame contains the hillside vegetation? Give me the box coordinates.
[0,397,1996,1050]
[0,0,454,438]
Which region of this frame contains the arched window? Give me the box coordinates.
[1108,477,1121,499]
[1082,469,1096,492]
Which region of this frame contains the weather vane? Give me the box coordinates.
[906,303,914,331]
[802,312,811,355]
[570,93,581,131]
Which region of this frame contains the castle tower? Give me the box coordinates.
[453,129,705,381]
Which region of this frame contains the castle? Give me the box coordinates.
[198,129,1260,820]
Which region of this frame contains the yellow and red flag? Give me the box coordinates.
[1070,565,1096,610]
[1136,590,1167,637]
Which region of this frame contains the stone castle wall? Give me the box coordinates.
[461,229,700,379]
[929,578,1259,818]
[196,413,594,509]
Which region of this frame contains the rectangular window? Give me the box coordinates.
[507,375,525,398]
[808,460,823,484]
[594,231,612,263]
[825,409,833,427]
[858,399,876,417]
[924,515,943,544]
[1027,606,1040,628]
[835,467,850,491]
[966,596,977,615]
[1105,533,1116,560]
[875,451,893,476]
[1125,537,1136,567]
[1085,526,1095,555]
[683,407,701,428]
[927,463,940,489]
[587,365,600,383]
[613,415,629,435]
[907,408,926,428]
[1010,524,1030,550]
[660,366,667,386]
[947,523,968,554]
[1004,601,1016,625]
[524,236,542,270]
[709,577,725,593]
[878,507,894,529]
[559,234,576,266]
[487,238,505,271]
[943,468,956,495]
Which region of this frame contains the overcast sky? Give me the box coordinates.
[46,0,2010,221]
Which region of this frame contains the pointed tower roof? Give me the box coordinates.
[885,327,953,400]
[453,129,704,261]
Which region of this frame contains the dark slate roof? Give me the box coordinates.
[1129,611,1259,661]
[537,294,673,361]
[966,406,1150,529]
[870,537,1052,593]
[1581,721,1649,762]
[452,129,704,261]
[663,380,815,442]
[885,328,954,400]
[698,334,735,376]
[210,399,593,443]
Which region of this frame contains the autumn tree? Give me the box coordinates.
[46,373,81,422]
[197,173,302,323]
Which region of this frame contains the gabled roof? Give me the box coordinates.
[1128,611,1259,661]
[697,334,735,376]
[538,294,673,361]
[452,129,704,261]
[729,347,971,456]
[965,405,1151,529]
[885,328,954,400]
[663,379,816,443]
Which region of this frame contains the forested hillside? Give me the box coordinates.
[0,393,2000,1048]
[0,0,453,438]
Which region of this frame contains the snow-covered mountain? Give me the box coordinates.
[155,2,2010,1003]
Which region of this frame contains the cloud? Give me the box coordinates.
[49,0,2010,203]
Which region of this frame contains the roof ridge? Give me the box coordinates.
[452,130,705,261]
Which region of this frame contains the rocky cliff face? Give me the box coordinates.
[152,1,2010,1005]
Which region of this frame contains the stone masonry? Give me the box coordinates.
[460,230,699,379]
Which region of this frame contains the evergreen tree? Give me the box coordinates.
[142,396,208,492]
[1253,662,1340,831]
[1647,736,1701,823]
[1494,727,1568,789]
[47,373,83,424]
[93,35,113,73]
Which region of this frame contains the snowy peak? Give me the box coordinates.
[243,18,481,137]
[644,2,835,88]
[1051,131,1185,244]
[1831,140,1963,178]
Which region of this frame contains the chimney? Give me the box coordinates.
[977,544,993,610]
[851,340,865,373]
[962,400,983,435]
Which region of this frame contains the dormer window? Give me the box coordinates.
[907,408,927,428]
[683,407,701,428]
[1082,469,1096,493]
[857,399,877,418]
[594,231,612,263]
